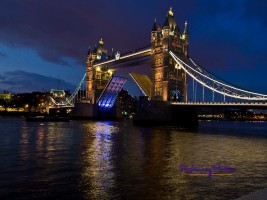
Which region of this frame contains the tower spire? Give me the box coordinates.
[152,18,157,32]
[93,44,97,53]
[168,7,174,16]
[99,38,104,45]
[163,17,170,29]
[87,46,91,55]
[183,21,188,35]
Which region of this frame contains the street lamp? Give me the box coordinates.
[175,63,181,102]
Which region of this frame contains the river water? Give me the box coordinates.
[0,117,267,200]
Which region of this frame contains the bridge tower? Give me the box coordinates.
[151,8,189,102]
[86,38,113,104]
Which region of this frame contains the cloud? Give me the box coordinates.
[0,70,75,93]
[0,0,267,78]
[39,51,71,66]
[0,0,156,66]
[0,51,6,57]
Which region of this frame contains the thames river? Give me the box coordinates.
[0,117,267,200]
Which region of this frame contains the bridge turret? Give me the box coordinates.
[152,18,157,32]
[86,46,91,64]
[87,46,91,56]
[151,7,188,102]
[92,45,97,60]
[86,38,113,104]
[163,17,170,31]
[162,17,170,50]
[110,48,115,58]
[166,7,176,30]
[183,21,188,35]
[151,18,157,48]
[182,21,189,57]
[96,38,107,60]
[174,25,181,36]
[85,43,97,103]
[156,26,163,46]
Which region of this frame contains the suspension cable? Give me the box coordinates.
[169,51,267,101]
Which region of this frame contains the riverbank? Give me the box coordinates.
[1,111,267,123]
[0,111,28,116]
[198,116,267,122]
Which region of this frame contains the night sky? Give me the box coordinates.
[0,0,267,95]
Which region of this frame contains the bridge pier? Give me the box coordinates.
[133,99,198,127]
[70,103,122,120]
[70,103,98,119]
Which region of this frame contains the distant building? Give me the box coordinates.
[0,92,13,100]
[116,89,137,115]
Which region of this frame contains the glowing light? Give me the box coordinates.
[99,38,104,45]
[115,52,120,60]
[175,63,181,69]
[93,48,151,67]
[96,67,101,71]
[168,7,174,16]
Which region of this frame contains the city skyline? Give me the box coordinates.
[0,0,267,95]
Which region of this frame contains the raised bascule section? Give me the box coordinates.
[67,7,267,123]
[97,76,127,111]
[129,72,151,98]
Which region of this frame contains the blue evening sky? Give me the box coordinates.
[0,0,267,94]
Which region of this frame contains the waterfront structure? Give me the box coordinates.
[86,38,113,104]
[151,8,188,102]
[45,7,267,122]
[85,8,189,104]
[0,92,13,101]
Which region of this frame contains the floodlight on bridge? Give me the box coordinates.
[97,76,127,111]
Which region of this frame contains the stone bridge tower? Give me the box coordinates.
[86,38,112,104]
[151,8,189,102]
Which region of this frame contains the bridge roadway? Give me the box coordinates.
[49,105,74,109]
[93,47,151,69]
[171,102,267,109]
[50,102,267,110]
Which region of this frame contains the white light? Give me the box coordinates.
[115,52,120,60]
[93,48,151,67]
[175,63,181,69]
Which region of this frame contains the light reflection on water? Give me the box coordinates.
[0,118,267,200]
[80,122,118,199]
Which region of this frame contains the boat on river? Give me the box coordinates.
[26,113,70,122]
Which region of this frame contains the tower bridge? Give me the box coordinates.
[86,7,189,104]
[58,7,267,124]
